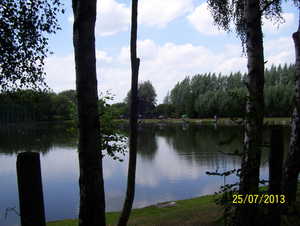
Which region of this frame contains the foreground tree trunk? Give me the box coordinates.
[240,0,264,196]
[235,0,265,225]
[117,0,139,225]
[282,10,300,206]
[72,0,106,225]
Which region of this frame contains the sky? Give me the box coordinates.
[44,0,299,104]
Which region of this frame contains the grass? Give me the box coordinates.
[46,184,300,226]
[46,195,223,226]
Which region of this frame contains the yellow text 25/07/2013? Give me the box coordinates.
[232,194,285,204]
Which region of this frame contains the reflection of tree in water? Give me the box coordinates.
[136,124,158,161]
[160,124,291,170]
[120,124,158,161]
[0,123,76,156]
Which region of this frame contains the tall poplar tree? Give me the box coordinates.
[72,0,106,225]
[207,0,284,224]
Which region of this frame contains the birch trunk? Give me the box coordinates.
[282,10,300,205]
[235,0,265,225]
[72,0,106,225]
[240,0,264,196]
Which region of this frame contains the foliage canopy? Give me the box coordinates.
[207,0,286,52]
[124,80,157,117]
[0,0,64,92]
[69,91,127,162]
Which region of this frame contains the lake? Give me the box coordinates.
[0,122,292,226]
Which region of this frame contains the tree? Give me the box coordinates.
[207,0,285,224]
[153,104,165,118]
[137,80,157,116]
[72,0,105,225]
[163,90,171,104]
[0,0,64,92]
[170,82,180,107]
[51,94,70,119]
[112,102,129,118]
[59,89,76,103]
[118,0,139,225]
[170,76,190,112]
[153,103,175,118]
[125,80,157,117]
[195,91,215,118]
[0,90,55,122]
[186,93,197,119]
[282,6,300,206]
[68,91,127,161]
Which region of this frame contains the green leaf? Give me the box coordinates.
[218,132,238,146]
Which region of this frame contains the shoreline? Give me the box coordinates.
[46,193,222,226]
[0,117,291,126]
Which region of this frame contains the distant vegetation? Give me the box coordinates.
[160,63,294,118]
[113,63,295,119]
[0,63,294,123]
[0,89,76,122]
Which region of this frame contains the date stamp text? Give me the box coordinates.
[232,194,285,204]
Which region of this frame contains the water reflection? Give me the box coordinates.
[0,122,292,226]
[0,123,76,155]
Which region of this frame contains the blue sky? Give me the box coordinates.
[44,0,299,104]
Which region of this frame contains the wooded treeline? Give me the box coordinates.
[0,89,76,123]
[164,63,295,118]
[0,63,295,123]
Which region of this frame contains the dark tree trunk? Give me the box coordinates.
[235,0,265,225]
[117,0,139,225]
[240,0,265,194]
[282,10,300,205]
[72,0,106,225]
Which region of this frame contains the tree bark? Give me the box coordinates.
[117,0,139,225]
[240,0,264,196]
[235,0,265,225]
[72,0,106,225]
[282,9,300,206]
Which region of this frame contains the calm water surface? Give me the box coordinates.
[0,122,292,226]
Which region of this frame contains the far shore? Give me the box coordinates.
[119,117,291,124]
[0,117,291,126]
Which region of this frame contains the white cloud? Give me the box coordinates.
[117,39,157,64]
[115,39,248,103]
[215,57,247,74]
[44,54,76,92]
[96,0,131,36]
[264,36,293,53]
[266,51,294,68]
[44,50,113,94]
[113,36,296,103]
[45,34,296,104]
[188,5,296,36]
[69,0,194,34]
[67,0,130,36]
[263,12,296,34]
[139,0,194,28]
[96,50,113,65]
[187,2,226,35]
[264,36,295,68]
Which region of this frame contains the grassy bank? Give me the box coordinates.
[47,186,300,226]
[47,195,222,226]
